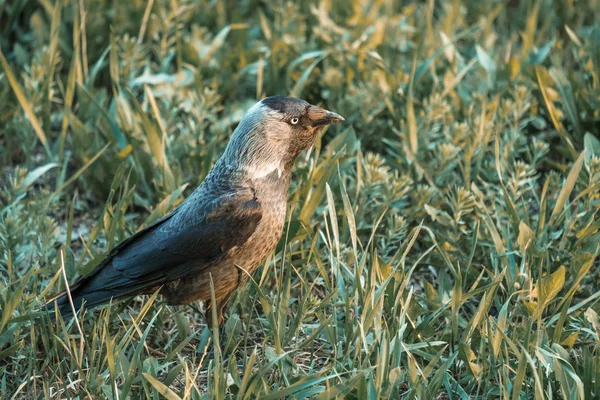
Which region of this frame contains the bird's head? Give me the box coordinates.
[224,96,344,179]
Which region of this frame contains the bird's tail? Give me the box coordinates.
[44,284,109,320]
[44,286,112,320]
[43,266,163,320]
[43,272,131,320]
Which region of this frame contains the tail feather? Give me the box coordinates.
[44,283,124,320]
[44,265,164,320]
[43,210,178,321]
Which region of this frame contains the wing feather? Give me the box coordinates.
[47,188,262,315]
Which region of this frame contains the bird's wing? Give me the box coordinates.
[73,188,262,293]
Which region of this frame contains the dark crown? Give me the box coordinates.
[261,96,309,115]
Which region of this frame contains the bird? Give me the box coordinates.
[46,96,344,324]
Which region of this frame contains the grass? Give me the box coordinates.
[1,0,599,398]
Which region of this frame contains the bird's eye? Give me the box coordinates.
[290,117,299,125]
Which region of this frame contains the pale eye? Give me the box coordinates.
[290,117,299,125]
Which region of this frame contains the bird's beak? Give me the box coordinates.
[307,105,345,126]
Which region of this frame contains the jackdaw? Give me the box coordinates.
[47,96,344,323]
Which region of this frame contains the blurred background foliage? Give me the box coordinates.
[1,0,599,398]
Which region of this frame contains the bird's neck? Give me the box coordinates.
[243,159,286,180]
[211,154,292,195]
[244,160,292,193]
[221,142,293,182]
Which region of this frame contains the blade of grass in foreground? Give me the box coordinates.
[0,49,51,158]
[536,66,578,161]
[549,151,585,225]
[46,144,110,206]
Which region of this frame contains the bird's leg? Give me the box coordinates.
[203,292,232,347]
[206,264,247,335]
[205,291,232,328]
[215,290,235,325]
[205,302,223,327]
[219,263,248,320]
[207,265,245,326]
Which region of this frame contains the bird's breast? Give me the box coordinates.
[233,194,287,272]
